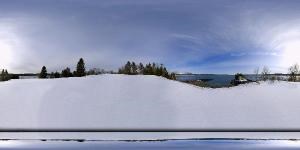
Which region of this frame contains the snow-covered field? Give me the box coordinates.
[0,74,300,139]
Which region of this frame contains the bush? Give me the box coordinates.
[261,66,270,81]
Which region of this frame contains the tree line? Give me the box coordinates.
[230,63,299,86]
[4,58,297,82]
[232,63,299,85]
[256,64,299,82]
[118,61,176,80]
[39,58,86,79]
[37,59,176,80]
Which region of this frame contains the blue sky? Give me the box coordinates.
[0,0,300,74]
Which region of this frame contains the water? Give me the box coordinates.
[1,140,300,149]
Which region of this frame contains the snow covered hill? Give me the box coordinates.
[0,74,299,130]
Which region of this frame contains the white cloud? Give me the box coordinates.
[0,0,300,73]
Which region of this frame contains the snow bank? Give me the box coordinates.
[0,74,299,130]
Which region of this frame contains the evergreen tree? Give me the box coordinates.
[0,69,7,81]
[149,63,154,75]
[131,62,138,75]
[39,66,48,79]
[76,58,86,77]
[5,70,11,81]
[73,71,77,76]
[54,72,60,78]
[170,72,176,80]
[157,64,163,76]
[162,67,169,78]
[124,61,131,74]
[144,63,152,75]
[117,61,173,79]
[50,72,55,78]
[138,63,144,74]
[61,67,73,77]
[151,63,157,75]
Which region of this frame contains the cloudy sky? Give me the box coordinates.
[0,0,300,74]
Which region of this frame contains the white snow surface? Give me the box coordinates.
[0,74,299,130]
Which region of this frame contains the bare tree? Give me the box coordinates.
[254,67,260,81]
[261,66,270,81]
[288,63,299,82]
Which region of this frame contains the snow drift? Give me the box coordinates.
[0,74,299,130]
